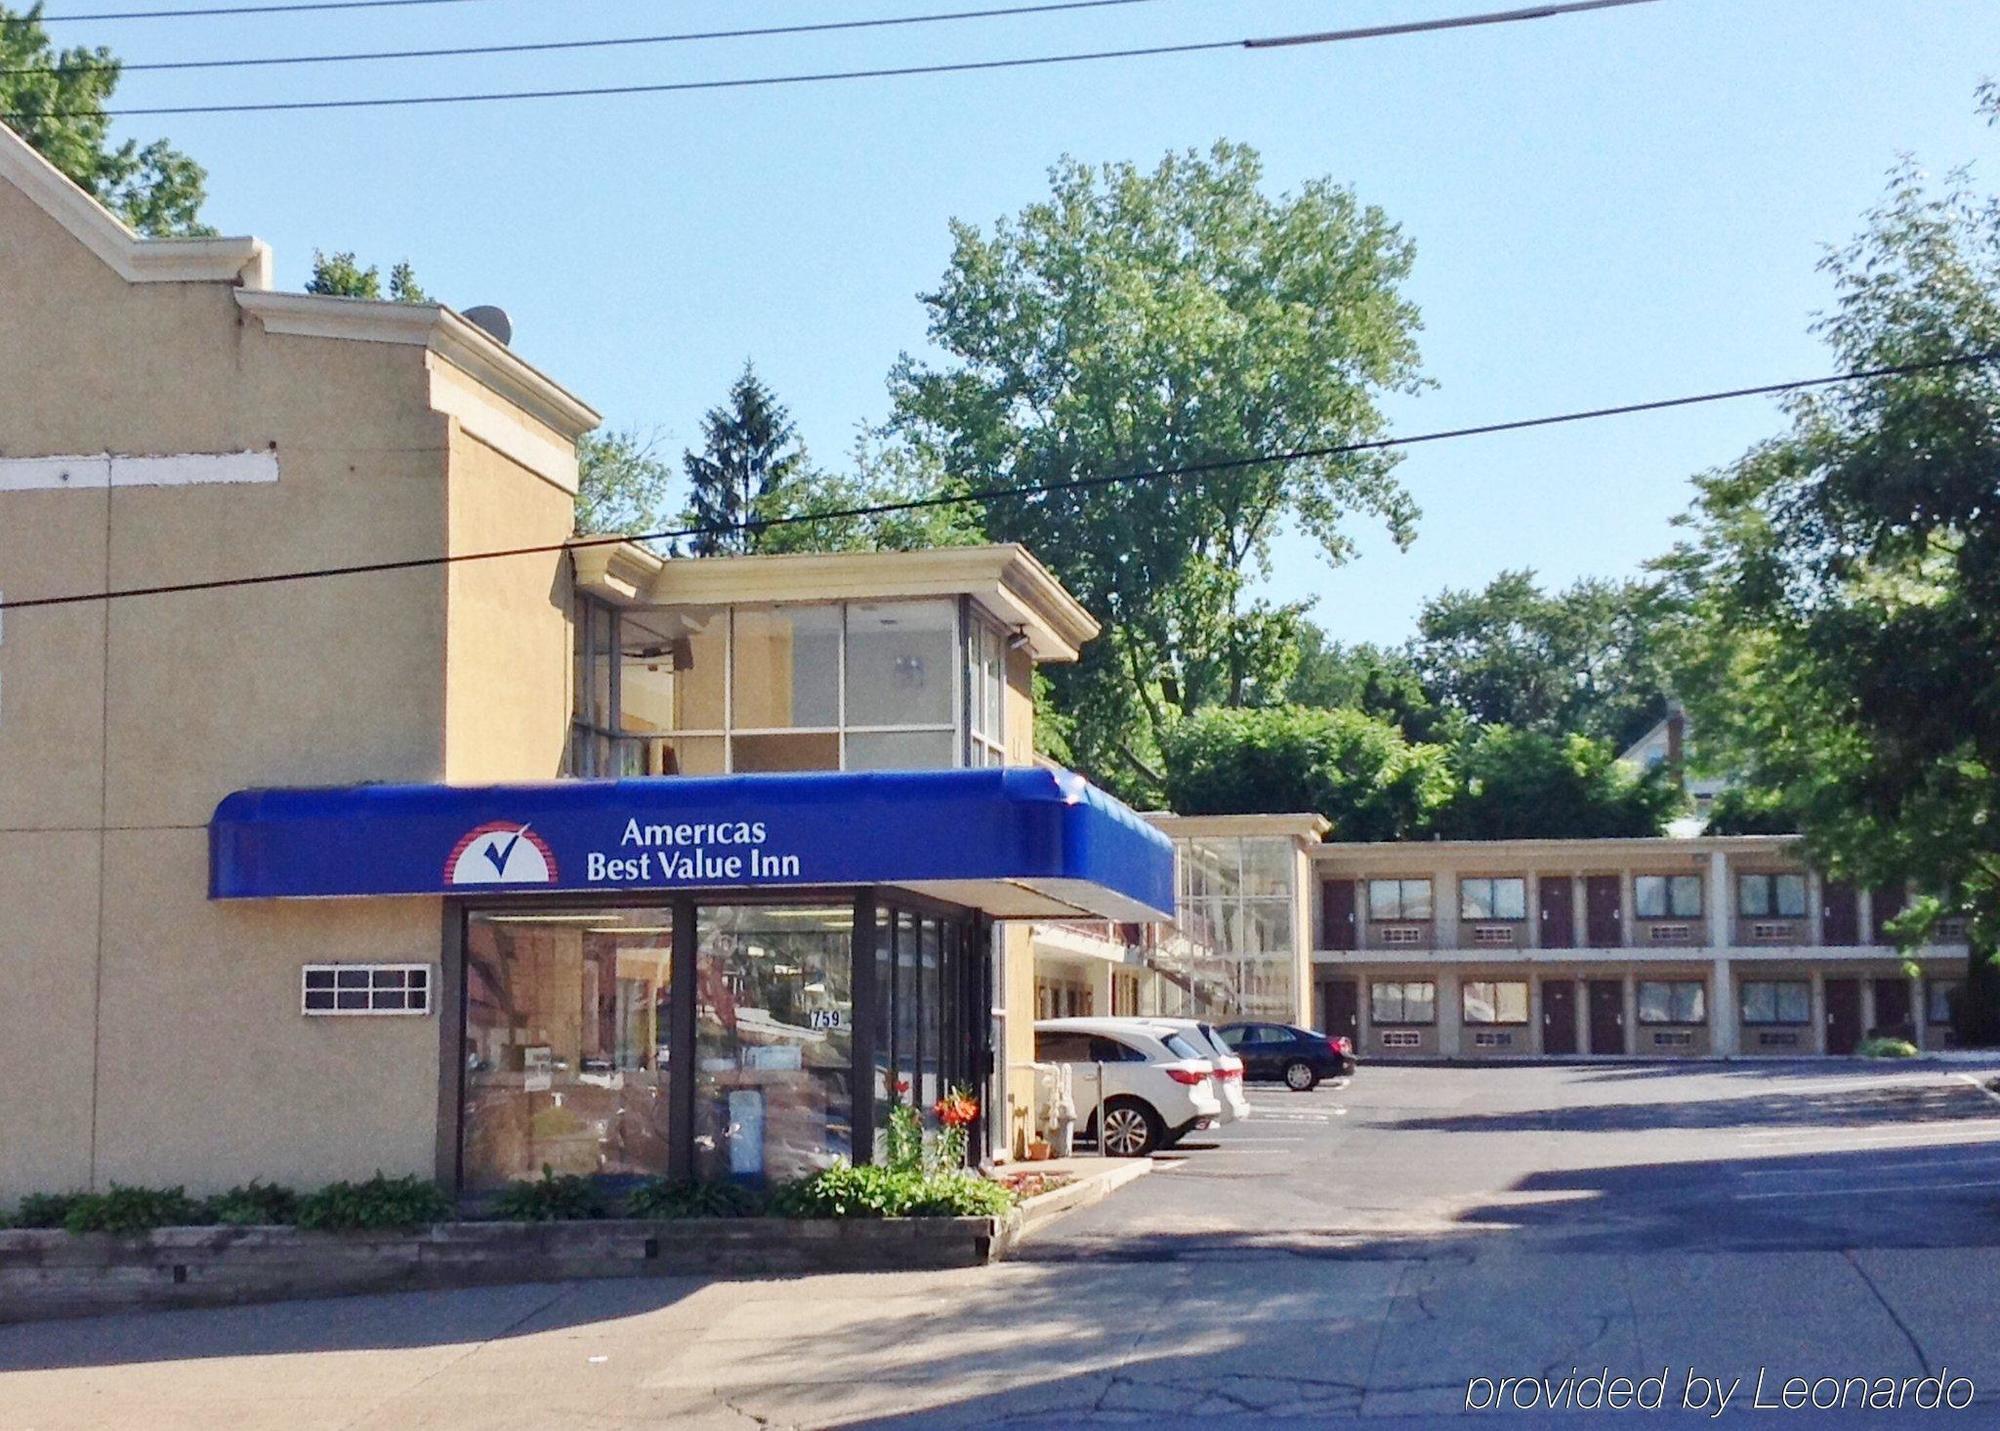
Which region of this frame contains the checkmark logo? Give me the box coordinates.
[484,826,528,878]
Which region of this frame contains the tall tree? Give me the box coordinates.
[304,251,428,302]
[574,428,676,545]
[1,3,208,235]
[1411,570,1681,750]
[1431,727,1681,840]
[1158,705,1453,843]
[890,141,1425,797]
[751,435,987,555]
[1663,93,2000,1040]
[682,362,807,556]
[1287,620,1461,746]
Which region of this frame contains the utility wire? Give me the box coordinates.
[5,0,1663,118]
[1,349,1991,617]
[3,0,1171,76]
[26,0,494,22]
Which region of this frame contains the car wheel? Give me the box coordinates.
[1099,1098,1162,1157]
[1283,1060,1319,1092]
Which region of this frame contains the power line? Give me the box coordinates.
[26,0,494,22]
[3,0,1171,76]
[5,0,1663,117]
[1,349,1990,617]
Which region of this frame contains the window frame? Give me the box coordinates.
[571,595,976,776]
[302,963,432,1017]
[1634,874,1703,919]
[1459,876,1528,922]
[1460,980,1530,1026]
[1927,980,1962,1025]
[1737,872,1807,919]
[1367,878,1434,923]
[1636,979,1707,1025]
[1739,979,1810,1026]
[1370,980,1437,1027]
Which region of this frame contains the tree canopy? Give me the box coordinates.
[1432,727,1681,840]
[1410,569,1681,750]
[2,3,208,235]
[574,429,676,543]
[891,141,1426,797]
[1663,94,2000,1037]
[305,252,427,303]
[682,363,807,556]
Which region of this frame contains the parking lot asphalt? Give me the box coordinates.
[4,1060,1998,1430]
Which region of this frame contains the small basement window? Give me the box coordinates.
[302,964,432,1016]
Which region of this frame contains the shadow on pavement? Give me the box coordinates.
[1381,1082,1999,1135]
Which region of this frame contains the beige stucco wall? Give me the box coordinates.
[0,174,591,1198]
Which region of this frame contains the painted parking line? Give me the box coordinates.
[1734,1177,2000,1201]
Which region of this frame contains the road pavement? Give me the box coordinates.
[3,1060,1997,1429]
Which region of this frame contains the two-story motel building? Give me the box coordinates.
[1033,823,1972,1061]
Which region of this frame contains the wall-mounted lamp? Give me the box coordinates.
[1007,627,1032,653]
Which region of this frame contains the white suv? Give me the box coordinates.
[1139,1018,1250,1125]
[1033,1017,1222,1157]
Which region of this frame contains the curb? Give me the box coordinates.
[1004,1159,1153,1247]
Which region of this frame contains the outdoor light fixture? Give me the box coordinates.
[1007,626,1032,652]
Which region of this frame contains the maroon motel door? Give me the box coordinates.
[1539,878,1575,950]
[1587,980,1627,1055]
[1871,886,1907,944]
[1320,980,1360,1045]
[1542,980,1579,1055]
[1584,876,1623,948]
[1822,882,1861,947]
[1825,978,1864,1054]
[1872,979,1913,1041]
[1321,879,1358,952]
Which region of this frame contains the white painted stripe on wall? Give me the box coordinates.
[0,450,278,491]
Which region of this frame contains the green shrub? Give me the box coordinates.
[625,1177,764,1219]
[11,1192,84,1230]
[202,1181,300,1226]
[63,1184,204,1235]
[295,1173,451,1232]
[1856,1036,1919,1059]
[768,1163,1016,1219]
[490,1167,610,1222]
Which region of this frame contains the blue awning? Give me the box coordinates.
[210,766,1174,922]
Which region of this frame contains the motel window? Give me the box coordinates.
[1637,979,1706,1025]
[1928,980,1962,1026]
[1738,873,1807,918]
[1460,981,1529,1025]
[1634,875,1702,919]
[1367,879,1433,922]
[1740,980,1810,1025]
[301,964,430,1016]
[1370,980,1436,1026]
[967,616,1008,767]
[571,596,974,776]
[1460,877,1527,921]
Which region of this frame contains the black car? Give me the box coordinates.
[1214,1022,1356,1092]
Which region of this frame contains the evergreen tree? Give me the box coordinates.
[681,363,806,556]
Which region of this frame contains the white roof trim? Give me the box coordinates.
[235,291,602,440]
[0,120,269,287]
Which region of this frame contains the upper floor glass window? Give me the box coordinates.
[570,595,985,776]
[1738,872,1807,918]
[1635,874,1702,919]
[1460,877,1526,921]
[1368,878,1432,922]
[968,618,1007,767]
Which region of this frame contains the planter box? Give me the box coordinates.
[0,1214,1019,1324]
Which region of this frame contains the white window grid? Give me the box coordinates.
[1379,925,1426,946]
[302,964,432,1017]
[1473,1031,1514,1048]
[1472,925,1517,946]
[1647,923,1695,943]
[1652,1030,1695,1048]
[1380,1030,1422,1048]
[1748,921,1798,943]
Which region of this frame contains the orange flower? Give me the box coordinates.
[934,1090,979,1128]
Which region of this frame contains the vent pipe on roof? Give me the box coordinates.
[461,305,513,346]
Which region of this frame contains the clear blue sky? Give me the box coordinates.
[77,0,1997,644]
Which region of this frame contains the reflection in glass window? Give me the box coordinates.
[731,606,842,730]
[1637,979,1705,1024]
[1635,875,1703,919]
[1927,980,1961,1025]
[1740,980,1810,1025]
[462,909,674,1192]
[1738,873,1807,918]
[1370,981,1436,1025]
[1460,877,1527,921]
[1368,879,1433,921]
[846,730,958,771]
[847,600,956,729]
[693,904,854,1186]
[1462,981,1529,1024]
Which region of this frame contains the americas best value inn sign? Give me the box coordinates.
[207,768,1179,921]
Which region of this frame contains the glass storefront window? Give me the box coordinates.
[847,729,959,771]
[693,903,854,1185]
[847,600,956,729]
[462,908,674,1192]
[732,606,841,730]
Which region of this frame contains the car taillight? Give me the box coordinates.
[1220,1065,1243,1081]
[1329,1036,1352,1056]
[1164,1066,1208,1086]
